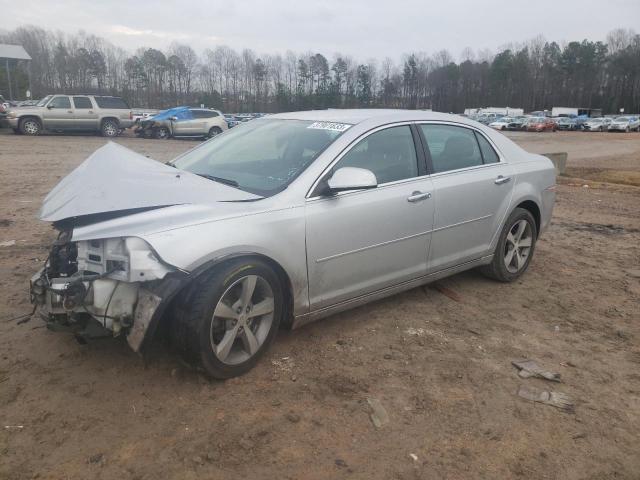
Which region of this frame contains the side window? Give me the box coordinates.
[193,110,219,118]
[48,96,71,109]
[335,126,418,184]
[475,132,499,164]
[73,96,93,109]
[420,124,483,173]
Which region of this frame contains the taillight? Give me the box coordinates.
[129,111,132,120]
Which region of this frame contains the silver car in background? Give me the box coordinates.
[30,110,556,378]
[608,116,640,132]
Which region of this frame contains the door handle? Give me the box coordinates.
[67,110,73,113]
[88,110,94,114]
[407,191,431,202]
[495,175,511,185]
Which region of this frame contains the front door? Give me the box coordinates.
[306,125,435,310]
[42,96,74,130]
[418,123,515,272]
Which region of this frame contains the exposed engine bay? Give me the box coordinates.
[30,229,175,348]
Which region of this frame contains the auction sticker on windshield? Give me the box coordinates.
[307,122,352,132]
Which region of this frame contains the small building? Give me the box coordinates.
[0,44,32,101]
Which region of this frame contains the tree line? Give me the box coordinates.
[1,25,639,114]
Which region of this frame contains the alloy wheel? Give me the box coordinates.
[209,275,275,365]
[24,120,39,135]
[503,219,533,274]
[104,122,117,137]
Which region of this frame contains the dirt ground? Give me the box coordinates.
[0,129,639,480]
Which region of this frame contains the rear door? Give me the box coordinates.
[173,109,206,136]
[306,124,435,310]
[72,96,98,130]
[418,123,514,272]
[42,95,73,129]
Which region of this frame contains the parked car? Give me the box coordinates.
[6,94,133,136]
[477,113,504,125]
[30,109,556,378]
[506,116,528,131]
[489,117,513,131]
[582,117,611,132]
[608,116,640,132]
[526,117,557,132]
[555,117,579,131]
[135,106,228,139]
[225,115,240,129]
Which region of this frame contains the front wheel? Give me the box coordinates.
[154,126,170,139]
[20,117,41,135]
[481,208,537,282]
[172,258,283,379]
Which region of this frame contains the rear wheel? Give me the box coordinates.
[208,126,222,139]
[172,258,283,379]
[20,117,41,135]
[101,119,119,137]
[481,208,537,282]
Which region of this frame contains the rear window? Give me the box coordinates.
[94,97,130,109]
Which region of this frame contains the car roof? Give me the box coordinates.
[268,109,470,125]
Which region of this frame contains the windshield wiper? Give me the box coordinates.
[195,173,239,187]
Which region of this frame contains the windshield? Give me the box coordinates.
[36,95,52,107]
[171,119,348,196]
[615,117,630,122]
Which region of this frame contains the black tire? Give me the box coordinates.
[19,117,41,135]
[101,119,119,137]
[172,258,284,379]
[481,208,537,282]
[154,126,170,139]
[208,126,222,139]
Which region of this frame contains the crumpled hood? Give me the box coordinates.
[40,142,260,222]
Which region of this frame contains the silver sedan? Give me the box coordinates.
[31,110,556,378]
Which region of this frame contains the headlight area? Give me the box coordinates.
[30,234,176,344]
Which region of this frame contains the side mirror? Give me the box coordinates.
[327,167,377,193]
[169,116,178,121]
[47,104,54,109]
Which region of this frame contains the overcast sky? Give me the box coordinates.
[4,0,639,59]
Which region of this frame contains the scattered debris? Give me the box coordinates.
[430,283,462,302]
[560,361,577,368]
[285,412,301,423]
[517,385,574,413]
[383,353,392,360]
[367,398,389,428]
[409,453,418,462]
[335,459,348,468]
[405,327,425,337]
[0,219,13,227]
[466,328,481,336]
[88,453,104,464]
[0,240,16,247]
[558,221,633,235]
[572,433,587,440]
[512,359,561,382]
[4,425,24,431]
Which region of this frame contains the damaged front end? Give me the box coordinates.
[30,230,181,351]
